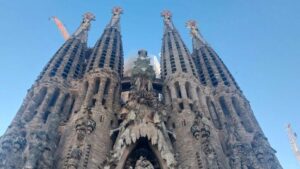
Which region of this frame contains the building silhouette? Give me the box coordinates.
[0,7,282,169]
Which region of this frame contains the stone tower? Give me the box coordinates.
[0,8,282,169]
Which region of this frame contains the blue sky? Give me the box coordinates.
[0,0,300,168]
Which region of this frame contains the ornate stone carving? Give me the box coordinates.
[252,132,282,168]
[191,112,210,140]
[75,108,96,141]
[1,132,26,153]
[135,156,154,169]
[161,10,173,29]
[67,147,82,169]
[24,130,50,169]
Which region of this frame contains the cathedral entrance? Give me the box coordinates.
[124,138,161,169]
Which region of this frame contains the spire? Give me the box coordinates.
[86,7,124,75]
[188,20,241,89]
[107,6,123,30]
[161,10,174,31]
[72,12,95,43]
[186,20,207,49]
[160,10,197,78]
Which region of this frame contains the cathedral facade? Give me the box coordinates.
[0,7,282,169]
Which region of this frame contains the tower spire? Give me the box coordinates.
[161,10,174,30]
[72,12,95,43]
[86,7,124,75]
[186,20,207,49]
[107,6,123,30]
[160,10,197,78]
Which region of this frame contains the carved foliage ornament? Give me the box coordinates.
[75,112,96,141]
[1,132,27,153]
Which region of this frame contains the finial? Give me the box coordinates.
[186,20,206,44]
[109,6,123,28]
[73,12,95,43]
[112,6,123,16]
[83,12,96,23]
[161,10,174,30]
[161,10,172,20]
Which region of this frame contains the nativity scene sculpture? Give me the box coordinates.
[104,50,177,169]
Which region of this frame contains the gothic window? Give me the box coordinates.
[182,120,186,126]
[99,29,113,68]
[34,87,48,107]
[207,48,230,86]
[201,48,218,86]
[93,78,100,95]
[110,120,114,127]
[219,96,231,118]
[172,32,187,73]
[49,88,60,108]
[185,82,192,99]
[189,103,193,110]
[167,33,176,73]
[60,94,70,112]
[91,99,96,107]
[206,97,222,129]
[42,111,51,124]
[103,78,111,96]
[179,102,184,110]
[50,42,72,77]
[118,44,124,75]
[109,34,118,69]
[174,82,182,98]
[194,51,207,85]
[62,43,80,79]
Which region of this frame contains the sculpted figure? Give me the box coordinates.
[135,156,154,169]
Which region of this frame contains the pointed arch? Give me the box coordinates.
[185,82,192,99]
[174,81,182,98]
[219,96,231,118]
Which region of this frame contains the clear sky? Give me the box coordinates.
[0,0,299,168]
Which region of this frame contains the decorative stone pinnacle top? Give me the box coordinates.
[112,6,123,16]
[186,19,207,45]
[73,12,95,42]
[83,12,96,22]
[161,10,172,20]
[108,7,123,28]
[161,10,174,30]
[186,20,197,29]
